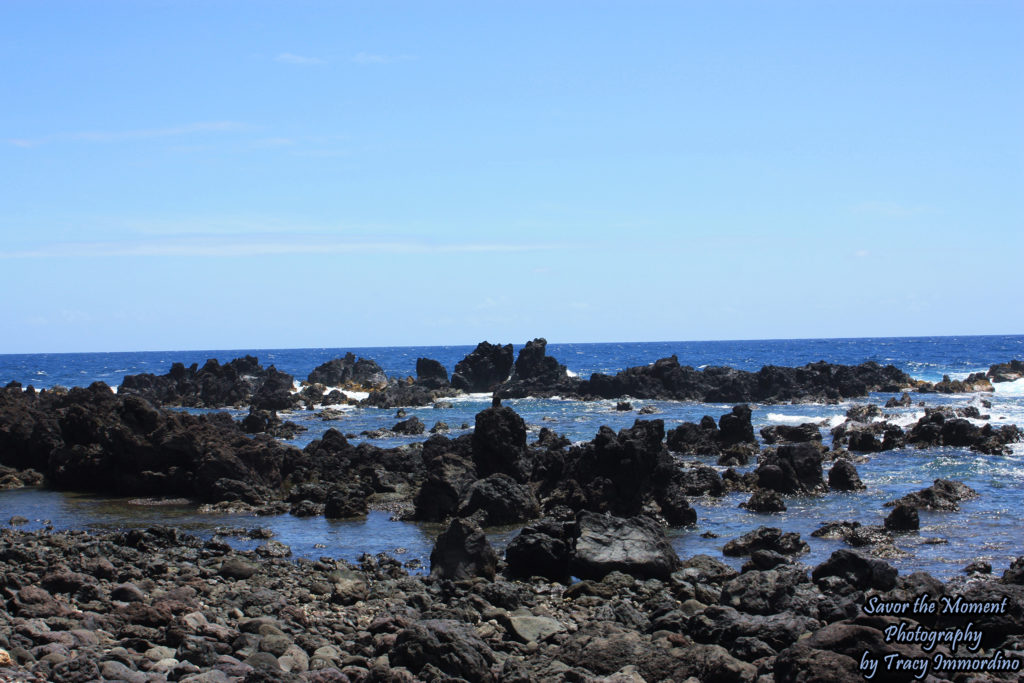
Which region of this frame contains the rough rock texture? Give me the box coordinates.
[570,512,681,581]
[884,478,978,511]
[120,355,300,409]
[306,352,387,388]
[494,338,578,399]
[455,473,540,526]
[906,408,1022,454]
[429,518,498,580]
[755,442,826,494]
[450,342,514,393]
[828,459,866,491]
[760,423,823,444]
[577,357,916,403]
[667,405,758,456]
[0,527,1021,683]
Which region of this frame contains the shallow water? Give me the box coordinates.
[1,336,1022,581]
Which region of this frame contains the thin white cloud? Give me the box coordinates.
[4,121,254,148]
[275,52,325,65]
[0,236,560,259]
[352,52,417,65]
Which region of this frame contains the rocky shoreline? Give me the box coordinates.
[1,522,1022,682]
[2,344,1023,681]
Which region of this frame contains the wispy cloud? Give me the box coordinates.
[0,236,559,259]
[352,52,417,65]
[275,52,325,65]
[5,121,254,148]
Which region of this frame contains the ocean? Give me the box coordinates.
[2,334,1023,581]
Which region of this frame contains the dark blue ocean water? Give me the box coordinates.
[2,335,1022,581]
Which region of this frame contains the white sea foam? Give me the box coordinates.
[993,378,1024,396]
[764,413,820,425]
[342,390,369,401]
[567,369,579,378]
[828,414,847,428]
[887,411,926,428]
[444,392,493,403]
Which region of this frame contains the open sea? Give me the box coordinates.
[2,335,1023,581]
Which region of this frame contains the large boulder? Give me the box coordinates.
[718,404,755,445]
[884,478,978,511]
[722,526,809,557]
[415,357,449,389]
[756,442,826,494]
[494,338,580,398]
[450,342,514,393]
[828,459,866,491]
[667,406,757,455]
[570,512,681,581]
[430,518,498,580]
[456,473,540,526]
[760,423,822,444]
[471,406,529,481]
[391,619,496,682]
[811,549,898,591]
[306,352,387,388]
[504,519,575,582]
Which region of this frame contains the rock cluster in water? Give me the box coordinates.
[107,340,1022,410]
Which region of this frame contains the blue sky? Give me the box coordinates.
[2,1,1021,353]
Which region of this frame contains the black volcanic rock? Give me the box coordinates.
[306,352,387,388]
[906,408,1022,454]
[884,478,978,511]
[415,357,449,389]
[666,406,758,456]
[570,512,681,581]
[987,359,1024,383]
[811,549,898,590]
[430,517,498,581]
[741,489,787,512]
[120,355,299,409]
[577,357,915,403]
[450,342,514,393]
[494,338,581,399]
[456,473,540,526]
[504,522,572,582]
[884,504,919,531]
[537,419,678,518]
[760,423,822,444]
[471,406,529,481]
[755,442,826,494]
[828,459,865,491]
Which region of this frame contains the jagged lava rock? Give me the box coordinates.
[570,511,681,581]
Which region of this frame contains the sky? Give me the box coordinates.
[2,1,1022,353]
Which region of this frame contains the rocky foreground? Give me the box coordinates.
[1,521,1022,683]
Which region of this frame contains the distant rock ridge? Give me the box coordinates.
[118,342,1020,410]
[120,355,299,410]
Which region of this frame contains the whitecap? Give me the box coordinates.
[445,393,493,403]
[764,413,822,425]
[993,378,1024,396]
[566,369,579,378]
[342,390,369,401]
